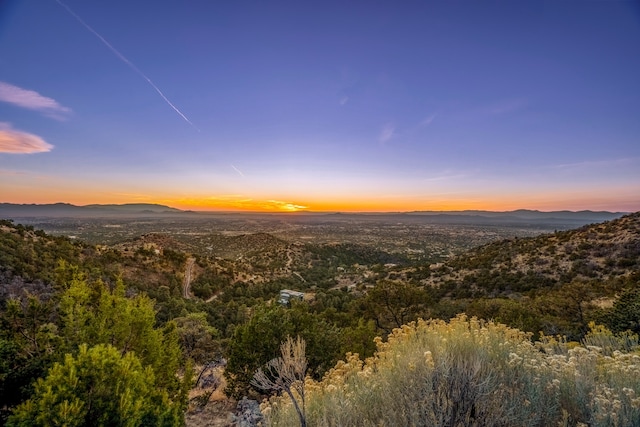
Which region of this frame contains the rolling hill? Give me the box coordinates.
[421,212,639,297]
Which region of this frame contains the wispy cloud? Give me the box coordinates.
[54,0,198,131]
[265,200,308,211]
[544,157,640,171]
[0,82,71,119]
[422,171,468,182]
[379,123,395,144]
[481,99,527,116]
[0,123,54,154]
[419,114,436,128]
[230,164,245,177]
[339,96,349,106]
[0,169,28,177]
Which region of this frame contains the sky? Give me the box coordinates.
[1,0,639,212]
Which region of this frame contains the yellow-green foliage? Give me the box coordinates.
[7,344,184,427]
[262,315,640,427]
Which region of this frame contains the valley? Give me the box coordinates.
[4,208,614,262]
[1,208,638,426]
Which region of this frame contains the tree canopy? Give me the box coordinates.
[7,344,183,427]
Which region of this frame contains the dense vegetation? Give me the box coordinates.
[1,212,639,425]
[264,316,640,426]
[0,221,190,425]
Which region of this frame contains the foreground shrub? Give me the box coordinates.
[262,315,640,427]
[8,344,184,427]
[538,325,640,426]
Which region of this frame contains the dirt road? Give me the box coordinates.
[183,257,195,299]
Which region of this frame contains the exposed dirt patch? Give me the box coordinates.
[186,366,237,427]
[185,399,236,427]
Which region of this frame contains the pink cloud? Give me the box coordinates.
[0,123,54,154]
[0,81,71,119]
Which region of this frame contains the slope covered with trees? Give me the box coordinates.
[398,212,640,340]
[0,221,191,425]
[426,212,640,295]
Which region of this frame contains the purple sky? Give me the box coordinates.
[1,0,639,211]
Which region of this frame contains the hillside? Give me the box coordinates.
[186,232,290,259]
[423,212,640,297]
[2,214,640,426]
[113,232,195,255]
[0,220,88,283]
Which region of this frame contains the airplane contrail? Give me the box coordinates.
[54,0,199,131]
[230,164,245,177]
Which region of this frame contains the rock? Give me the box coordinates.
[231,397,264,427]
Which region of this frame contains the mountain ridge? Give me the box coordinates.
[0,203,182,217]
[0,203,627,223]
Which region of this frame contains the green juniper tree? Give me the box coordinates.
[7,344,183,427]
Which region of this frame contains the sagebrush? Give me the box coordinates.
[262,315,640,427]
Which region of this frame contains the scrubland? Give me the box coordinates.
[263,315,640,427]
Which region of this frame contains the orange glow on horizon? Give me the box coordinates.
[162,192,640,213]
[162,196,501,213]
[163,197,309,212]
[164,197,600,213]
[3,189,638,213]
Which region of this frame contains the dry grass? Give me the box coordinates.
[262,315,640,427]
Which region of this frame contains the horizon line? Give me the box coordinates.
[0,202,632,215]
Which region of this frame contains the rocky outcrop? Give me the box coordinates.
[231,397,263,427]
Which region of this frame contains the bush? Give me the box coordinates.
[7,344,184,427]
[225,303,341,399]
[262,315,640,427]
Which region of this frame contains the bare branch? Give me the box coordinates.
[251,336,308,427]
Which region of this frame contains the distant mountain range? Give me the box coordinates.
[403,209,626,224]
[407,209,625,220]
[0,203,629,225]
[0,203,182,217]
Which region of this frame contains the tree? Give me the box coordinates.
[465,298,542,338]
[58,270,188,396]
[535,280,601,340]
[363,280,430,334]
[225,303,341,399]
[599,286,640,334]
[339,318,377,359]
[3,263,192,423]
[7,344,183,427]
[0,296,60,423]
[174,312,221,364]
[252,336,308,427]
